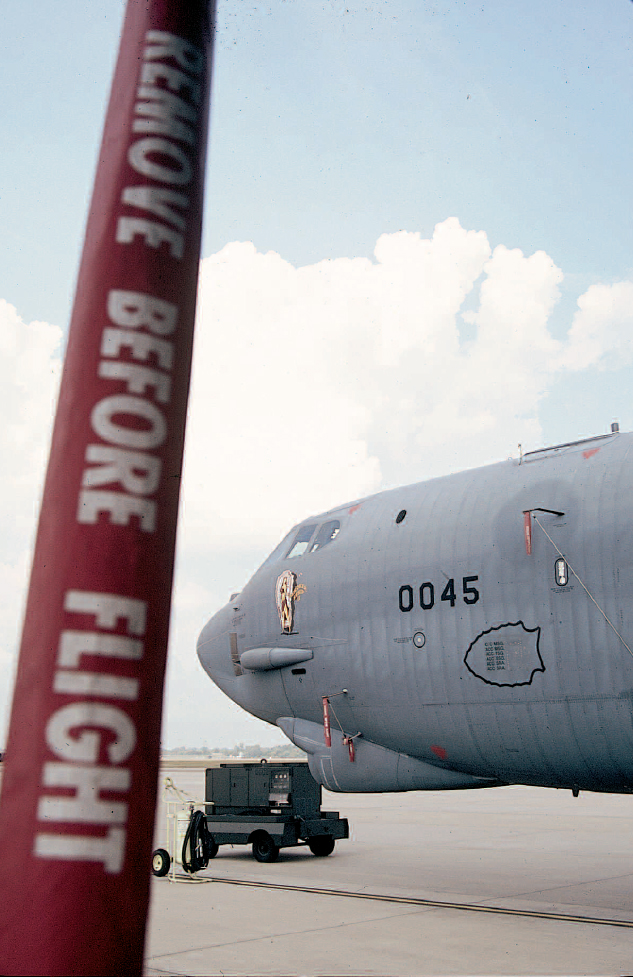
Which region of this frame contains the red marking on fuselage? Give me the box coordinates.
[322,697,332,747]
[523,511,532,555]
[348,504,362,514]
[431,745,447,760]
[583,447,600,459]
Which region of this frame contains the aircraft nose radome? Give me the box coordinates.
[196,604,236,689]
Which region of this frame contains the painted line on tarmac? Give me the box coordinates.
[205,876,633,929]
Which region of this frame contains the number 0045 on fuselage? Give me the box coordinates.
[198,431,633,795]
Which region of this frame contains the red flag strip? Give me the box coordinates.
[523,510,532,556]
[0,2,215,973]
[323,697,332,747]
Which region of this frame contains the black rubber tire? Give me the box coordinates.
[152,848,171,877]
[206,837,219,859]
[252,833,279,863]
[308,836,335,857]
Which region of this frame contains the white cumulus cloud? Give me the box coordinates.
[2,219,633,745]
[561,281,633,371]
[0,301,63,721]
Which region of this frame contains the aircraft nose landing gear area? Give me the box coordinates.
[152,761,348,878]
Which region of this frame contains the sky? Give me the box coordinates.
[1,0,632,748]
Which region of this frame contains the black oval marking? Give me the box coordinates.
[463,621,544,688]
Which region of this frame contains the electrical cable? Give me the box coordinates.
[205,875,633,929]
[181,809,215,874]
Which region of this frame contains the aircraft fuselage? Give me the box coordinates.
[198,432,633,794]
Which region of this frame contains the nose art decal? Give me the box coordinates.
[276,570,307,634]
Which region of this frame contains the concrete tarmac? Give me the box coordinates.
[144,766,633,976]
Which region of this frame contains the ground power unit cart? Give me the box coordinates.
[152,760,349,876]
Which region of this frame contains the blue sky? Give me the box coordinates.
[4,2,632,322]
[1,1,632,746]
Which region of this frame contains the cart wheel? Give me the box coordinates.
[206,837,219,859]
[152,848,171,877]
[308,836,335,857]
[252,832,279,863]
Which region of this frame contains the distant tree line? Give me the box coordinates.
[162,741,306,759]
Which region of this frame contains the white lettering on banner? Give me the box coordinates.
[34,33,204,872]
[116,216,184,258]
[46,703,137,764]
[91,395,167,450]
[34,591,148,874]
[78,312,174,531]
[35,828,126,874]
[58,630,143,667]
[77,491,157,531]
[79,30,204,531]
[140,62,201,104]
[39,763,131,824]
[63,592,147,635]
[118,30,203,256]
[98,360,171,403]
[121,187,188,230]
[100,327,174,369]
[79,314,172,528]
[54,671,139,700]
[144,30,205,74]
[82,446,161,495]
[75,28,205,532]
[133,89,197,145]
[107,290,178,335]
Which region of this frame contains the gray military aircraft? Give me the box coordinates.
[198,428,633,795]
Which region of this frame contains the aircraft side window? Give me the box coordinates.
[309,520,341,553]
[285,524,318,559]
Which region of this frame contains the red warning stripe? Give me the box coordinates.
[344,736,356,762]
[523,510,532,555]
[323,697,332,747]
[0,3,214,974]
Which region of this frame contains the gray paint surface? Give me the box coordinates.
[198,432,633,795]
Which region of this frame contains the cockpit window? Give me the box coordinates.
[285,524,318,559]
[262,517,343,567]
[309,520,341,553]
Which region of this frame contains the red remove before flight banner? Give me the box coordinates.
[0,2,215,974]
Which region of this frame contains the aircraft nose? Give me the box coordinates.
[196,602,239,691]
